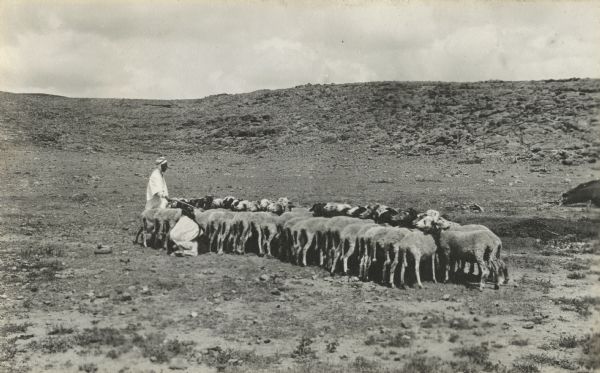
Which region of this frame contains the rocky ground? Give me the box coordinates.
[0,80,599,372]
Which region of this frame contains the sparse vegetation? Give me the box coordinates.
[78,363,98,373]
[48,324,75,336]
[75,327,127,347]
[132,332,193,363]
[326,340,339,353]
[292,335,316,361]
[581,333,600,369]
[510,338,529,347]
[557,335,579,348]
[566,272,586,280]
[1,322,32,336]
[554,296,600,317]
[453,344,490,366]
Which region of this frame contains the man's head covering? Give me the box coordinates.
[155,156,168,165]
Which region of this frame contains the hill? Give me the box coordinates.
[1,79,599,164]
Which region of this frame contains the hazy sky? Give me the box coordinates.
[1,0,599,99]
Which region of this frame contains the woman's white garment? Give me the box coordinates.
[145,168,169,209]
[169,216,200,256]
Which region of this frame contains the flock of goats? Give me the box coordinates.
[135,195,509,291]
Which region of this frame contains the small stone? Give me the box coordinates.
[141,286,151,295]
[271,289,281,296]
[94,246,112,255]
[442,294,451,301]
[400,321,410,329]
[259,274,270,281]
[120,293,132,302]
[311,275,317,280]
[523,322,535,329]
[263,339,271,344]
[190,311,198,318]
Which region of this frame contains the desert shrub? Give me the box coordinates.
[292,335,316,361]
[364,335,378,346]
[581,333,600,369]
[33,336,73,353]
[453,344,490,366]
[387,332,414,348]
[19,244,64,259]
[554,296,600,317]
[326,340,339,353]
[1,323,32,336]
[199,346,281,369]
[352,356,380,371]
[563,261,590,271]
[420,314,442,328]
[48,325,75,336]
[75,328,127,347]
[566,272,586,280]
[155,278,183,291]
[557,335,579,348]
[25,259,65,281]
[510,338,529,346]
[132,332,193,364]
[78,363,98,373]
[511,362,540,373]
[449,317,473,330]
[321,134,338,144]
[401,356,446,373]
[448,334,459,343]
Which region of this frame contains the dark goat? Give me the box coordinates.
[168,200,196,220]
[309,203,327,217]
[373,206,399,224]
[389,208,420,227]
[188,195,214,209]
[562,180,600,207]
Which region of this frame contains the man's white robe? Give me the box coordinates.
[146,168,169,209]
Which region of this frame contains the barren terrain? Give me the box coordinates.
[1,80,600,373]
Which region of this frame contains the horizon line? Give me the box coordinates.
[1,77,597,101]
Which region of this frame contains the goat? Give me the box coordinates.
[414,216,502,290]
[289,217,330,266]
[153,208,183,250]
[134,208,160,248]
[334,220,377,275]
[367,227,411,287]
[279,216,311,262]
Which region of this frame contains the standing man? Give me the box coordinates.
[146,156,169,209]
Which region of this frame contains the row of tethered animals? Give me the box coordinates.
[137,196,509,291]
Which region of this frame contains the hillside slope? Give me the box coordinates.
[1,79,599,163]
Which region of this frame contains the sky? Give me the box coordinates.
[1,0,599,99]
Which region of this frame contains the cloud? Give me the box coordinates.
[0,0,598,99]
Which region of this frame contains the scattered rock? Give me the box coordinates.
[259,274,270,281]
[271,289,281,296]
[442,294,451,301]
[522,322,535,329]
[120,293,132,302]
[94,245,112,255]
[141,286,151,295]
